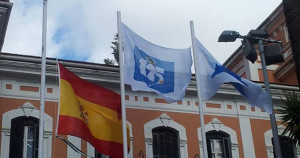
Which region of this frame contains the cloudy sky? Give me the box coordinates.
[3,0,281,64]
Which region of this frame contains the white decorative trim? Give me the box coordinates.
[243,56,252,80]
[87,143,95,157]
[248,60,260,81]
[1,102,53,158]
[18,101,37,117]
[144,113,188,158]
[67,136,81,158]
[239,116,256,158]
[127,121,134,158]
[198,118,239,158]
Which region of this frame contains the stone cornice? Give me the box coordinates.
[0,53,298,101]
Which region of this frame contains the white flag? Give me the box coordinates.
[195,38,272,113]
[121,23,192,103]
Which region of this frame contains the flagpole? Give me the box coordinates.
[117,11,128,158]
[190,21,209,158]
[38,0,47,158]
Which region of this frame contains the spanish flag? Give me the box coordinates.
[57,63,127,158]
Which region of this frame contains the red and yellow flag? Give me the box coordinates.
[57,63,127,158]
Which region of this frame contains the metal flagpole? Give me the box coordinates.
[117,11,128,158]
[258,39,282,158]
[190,21,209,158]
[38,0,47,157]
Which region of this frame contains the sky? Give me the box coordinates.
[3,0,282,64]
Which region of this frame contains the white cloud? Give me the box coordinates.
[3,0,281,64]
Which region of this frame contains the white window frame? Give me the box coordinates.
[144,113,188,158]
[198,118,239,158]
[23,126,37,158]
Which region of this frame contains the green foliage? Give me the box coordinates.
[103,33,119,65]
[103,58,115,66]
[278,92,300,146]
[111,33,119,64]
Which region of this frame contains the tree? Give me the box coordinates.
[103,33,119,65]
[278,92,300,146]
[111,33,119,64]
[103,58,115,66]
[282,0,300,89]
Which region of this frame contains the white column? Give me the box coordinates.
[67,136,81,158]
[239,116,256,158]
[1,130,10,158]
[87,142,95,157]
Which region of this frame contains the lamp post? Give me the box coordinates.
[218,30,283,158]
[257,39,282,158]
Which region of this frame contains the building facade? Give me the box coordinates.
[0,51,299,158]
[224,3,297,86]
[0,3,300,158]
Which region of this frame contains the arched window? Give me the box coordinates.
[152,127,180,158]
[264,125,300,158]
[272,136,297,158]
[206,131,232,158]
[9,116,39,158]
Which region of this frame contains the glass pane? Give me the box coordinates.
[217,153,223,158]
[27,140,34,158]
[211,139,224,158]
[215,140,222,153]
[27,126,34,140]
[25,126,36,158]
[210,140,215,152]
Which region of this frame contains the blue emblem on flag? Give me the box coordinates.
[133,46,174,93]
[211,64,248,95]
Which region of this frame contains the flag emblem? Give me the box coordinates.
[78,103,88,125]
[133,46,174,93]
[211,64,248,87]
[121,23,192,102]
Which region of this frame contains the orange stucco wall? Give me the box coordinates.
[258,69,298,85]
[0,97,67,158]
[127,108,202,158]
[250,119,272,158]
[126,108,245,158]
[282,71,298,86]
[0,96,278,158]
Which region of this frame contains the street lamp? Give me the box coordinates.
[218,29,284,158]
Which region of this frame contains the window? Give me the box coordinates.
[206,131,232,158]
[9,116,39,158]
[152,127,180,158]
[95,152,110,158]
[272,136,297,158]
[284,24,290,43]
[273,31,277,37]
